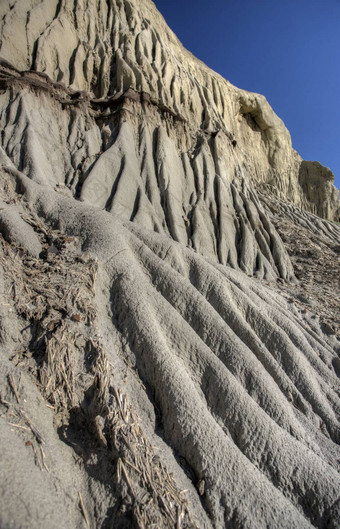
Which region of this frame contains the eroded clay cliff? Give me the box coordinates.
[0,1,340,529]
[0,0,339,274]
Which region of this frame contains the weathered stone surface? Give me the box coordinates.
[0,66,296,279]
[0,0,338,221]
[0,2,339,529]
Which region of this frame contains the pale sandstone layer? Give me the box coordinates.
[0,1,340,529]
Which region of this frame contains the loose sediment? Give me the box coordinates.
[0,1,339,528]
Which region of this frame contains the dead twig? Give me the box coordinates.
[19,410,45,444]
[7,374,20,403]
[78,491,90,527]
[117,458,134,494]
[40,445,49,472]
[0,392,11,407]
[8,422,30,431]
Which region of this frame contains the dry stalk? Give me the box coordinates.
[40,445,49,472]
[19,409,45,444]
[7,374,20,403]
[78,491,90,527]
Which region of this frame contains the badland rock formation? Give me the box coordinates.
[0,1,339,528]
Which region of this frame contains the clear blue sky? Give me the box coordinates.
[154,0,340,191]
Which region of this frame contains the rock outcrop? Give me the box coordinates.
[0,1,339,529]
[0,0,339,275]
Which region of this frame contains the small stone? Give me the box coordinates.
[197,479,205,496]
[321,322,336,335]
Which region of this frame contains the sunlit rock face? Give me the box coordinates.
[0,0,339,280]
[0,2,340,529]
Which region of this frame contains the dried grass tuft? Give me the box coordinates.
[92,345,197,528]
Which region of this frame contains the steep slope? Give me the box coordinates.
[0,1,340,529]
[0,0,339,263]
[0,61,295,280]
[0,0,338,222]
[1,155,340,529]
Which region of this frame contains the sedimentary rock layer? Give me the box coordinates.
[0,62,297,279]
[0,1,339,528]
[0,0,339,223]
